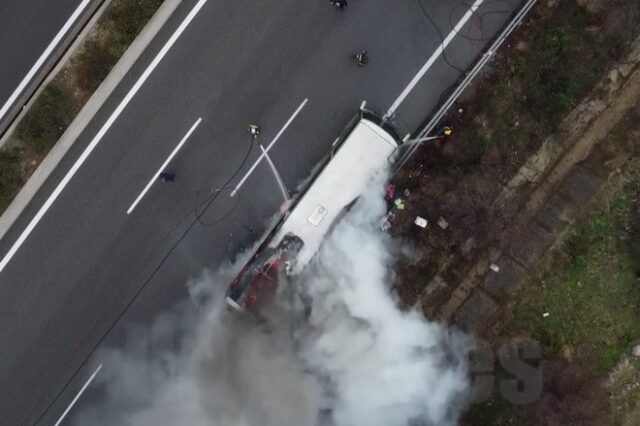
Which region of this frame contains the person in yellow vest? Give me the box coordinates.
[438,126,453,138]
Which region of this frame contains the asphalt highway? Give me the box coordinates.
[0,0,523,424]
[0,0,100,134]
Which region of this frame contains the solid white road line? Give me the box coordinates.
[384,0,485,118]
[126,118,202,214]
[53,364,102,426]
[230,98,308,197]
[259,144,290,201]
[0,0,209,274]
[0,0,94,123]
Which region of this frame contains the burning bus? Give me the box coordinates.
[225,103,401,314]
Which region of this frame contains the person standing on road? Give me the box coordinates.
[248,124,261,137]
[355,50,368,66]
[330,0,348,10]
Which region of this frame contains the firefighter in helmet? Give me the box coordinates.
[248,124,261,137]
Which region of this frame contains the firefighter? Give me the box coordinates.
[247,124,260,137]
[354,50,368,66]
[438,126,453,138]
[330,0,348,9]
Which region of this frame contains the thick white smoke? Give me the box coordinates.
[74,173,471,426]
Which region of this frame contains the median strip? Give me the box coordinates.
[0,0,172,223]
[1,0,207,274]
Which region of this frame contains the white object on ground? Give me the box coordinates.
[414,216,428,228]
[542,312,550,318]
[377,212,395,231]
[489,263,500,273]
[437,217,449,229]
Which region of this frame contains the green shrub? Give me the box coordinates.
[15,82,77,156]
[0,148,25,211]
[505,180,640,375]
[106,0,164,52]
[75,39,120,93]
[75,0,164,93]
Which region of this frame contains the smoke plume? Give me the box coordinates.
[74,174,472,426]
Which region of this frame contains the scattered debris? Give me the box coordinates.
[414,216,428,228]
[394,198,406,210]
[437,217,449,230]
[385,183,396,202]
[378,211,395,231]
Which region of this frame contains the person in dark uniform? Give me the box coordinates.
[355,50,368,66]
[159,172,175,182]
[330,0,348,10]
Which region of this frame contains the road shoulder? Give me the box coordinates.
[0,0,183,243]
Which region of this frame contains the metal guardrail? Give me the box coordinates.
[395,0,538,169]
[0,0,106,144]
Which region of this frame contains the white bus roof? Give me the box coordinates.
[270,117,399,269]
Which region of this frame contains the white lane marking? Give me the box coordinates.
[230,98,308,197]
[0,0,94,122]
[126,118,202,214]
[54,364,102,426]
[384,0,485,117]
[0,0,209,273]
[259,144,290,201]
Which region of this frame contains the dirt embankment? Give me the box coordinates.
[389,1,640,424]
[390,0,640,324]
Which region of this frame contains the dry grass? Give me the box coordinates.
[0,0,164,215]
